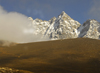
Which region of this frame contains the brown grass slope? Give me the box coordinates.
[0,38,100,73]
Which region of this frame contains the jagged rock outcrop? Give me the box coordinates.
[28,17,50,36]
[44,17,57,37]
[46,11,81,39]
[0,67,33,73]
[78,19,100,39]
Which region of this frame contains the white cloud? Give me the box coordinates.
[0,5,48,43]
[88,0,100,20]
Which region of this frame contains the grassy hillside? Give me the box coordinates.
[0,38,100,73]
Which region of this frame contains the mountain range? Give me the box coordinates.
[28,11,100,40]
[0,11,100,46]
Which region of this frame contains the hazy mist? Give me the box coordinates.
[0,5,49,43]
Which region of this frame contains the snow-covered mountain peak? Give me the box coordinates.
[57,11,71,20]
[82,19,98,27]
[60,11,66,16]
[45,11,81,39]
[78,19,100,39]
[27,11,100,41]
[60,11,68,17]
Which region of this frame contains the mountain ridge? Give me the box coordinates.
[29,11,81,40]
[28,11,100,40]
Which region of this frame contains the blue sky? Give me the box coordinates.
[0,0,100,24]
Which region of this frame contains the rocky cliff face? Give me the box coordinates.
[28,17,50,36]
[46,11,81,39]
[78,19,100,39]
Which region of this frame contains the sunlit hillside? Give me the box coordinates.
[0,38,100,73]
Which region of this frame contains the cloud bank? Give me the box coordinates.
[88,0,100,20]
[0,5,48,43]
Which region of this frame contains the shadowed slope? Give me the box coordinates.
[0,38,100,73]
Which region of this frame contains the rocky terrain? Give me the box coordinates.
[0,67,33,73]
[78,19,100,39]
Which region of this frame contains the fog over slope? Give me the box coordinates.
[0,5,49,43]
